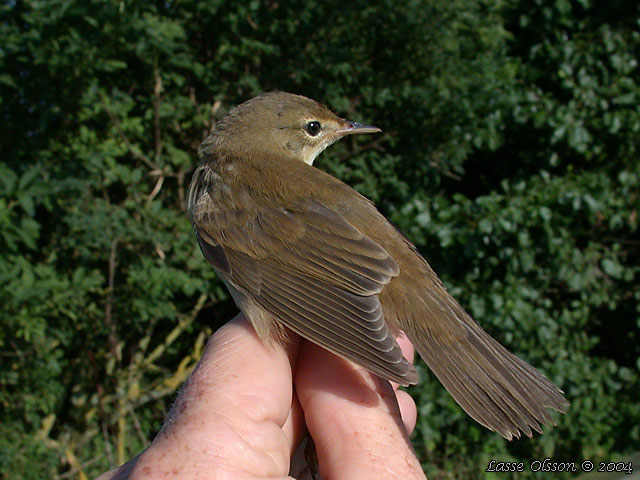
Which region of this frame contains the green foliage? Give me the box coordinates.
[1,0,638,478]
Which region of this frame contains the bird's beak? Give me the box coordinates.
[336,120,382,136]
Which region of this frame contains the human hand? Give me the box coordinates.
[97,313,426,479]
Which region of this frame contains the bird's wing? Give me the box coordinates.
[191,187,418,385]
[385,233,569,439]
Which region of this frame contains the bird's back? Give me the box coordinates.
[195,142,568,440]
[254,156,570,440]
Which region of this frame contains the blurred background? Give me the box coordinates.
[1,0,639,478]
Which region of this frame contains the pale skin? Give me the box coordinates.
[97,313,427,479]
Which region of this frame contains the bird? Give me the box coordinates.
[187,91,569,440]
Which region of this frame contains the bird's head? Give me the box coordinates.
[203,91,381,165]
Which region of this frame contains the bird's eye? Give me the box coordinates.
[304,121,322,136]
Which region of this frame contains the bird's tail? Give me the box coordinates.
[405,288,569,440]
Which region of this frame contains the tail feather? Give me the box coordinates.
[409,305,568,440]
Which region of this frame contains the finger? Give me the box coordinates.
[396,330,415,365]
[295,340,426,479]
[391,331,415,391]
[124,314,302,479]
[281,387,306,459]
[391,331,417,434]
[396,390,418,435]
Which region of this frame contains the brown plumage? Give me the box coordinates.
[187,91,569,440]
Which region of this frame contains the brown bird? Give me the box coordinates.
[187,91,568,440]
